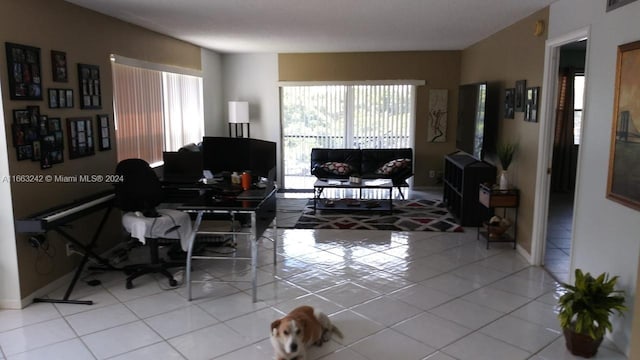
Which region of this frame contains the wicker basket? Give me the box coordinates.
[484,222,510,238]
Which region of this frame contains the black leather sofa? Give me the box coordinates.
[310,148,413,198]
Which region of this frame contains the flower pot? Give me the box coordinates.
[499,171,509,190]
[563,328,603,358]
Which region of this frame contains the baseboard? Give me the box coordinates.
[16,245,122,309]
[516,243,533,264]
[17,271,76,309]
[0,298,24,310]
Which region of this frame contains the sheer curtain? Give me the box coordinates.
[162,72,204,151]
[112,63,164,163]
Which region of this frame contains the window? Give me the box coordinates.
[111,57,203,164]
[573,74,585,145]
[280,82,417,188]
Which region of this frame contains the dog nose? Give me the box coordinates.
[291,343,298,352]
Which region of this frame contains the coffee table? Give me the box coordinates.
[313,178,393,214]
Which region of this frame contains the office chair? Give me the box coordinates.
[114,158,192,289]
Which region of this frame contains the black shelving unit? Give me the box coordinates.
[443,153,496,226]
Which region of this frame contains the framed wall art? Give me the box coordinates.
[48,88,73,108]
[514,80,526,112]
[96,114,112,151]
[607,40,640,211]
[606,0,638,12]
[77,63,101,109]
[5,42,43,100]
[51,50,67,82]
[67,117,95,159]
[504,88,515,119]
[427,89,448,142]
[525,87,539,122]
[40,117,64,168]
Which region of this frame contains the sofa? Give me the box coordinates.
[310,148,413,198]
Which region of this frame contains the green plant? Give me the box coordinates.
[558,269,626,340]
[496,142,517,170]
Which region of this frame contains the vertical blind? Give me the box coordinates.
[280,83,415,182]
[112,61,204,164]
[112,63,164,164]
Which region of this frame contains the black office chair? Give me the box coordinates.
[114,158,190,289]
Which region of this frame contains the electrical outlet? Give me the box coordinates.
[66,243,76,256]
[429,170,436,178]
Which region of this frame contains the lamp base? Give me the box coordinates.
[228,123,250,138]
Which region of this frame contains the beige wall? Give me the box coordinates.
[279,52,461,186]
[1,0,201,298]
[460,8,549,254]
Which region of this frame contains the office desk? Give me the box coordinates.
[164,186,277,302]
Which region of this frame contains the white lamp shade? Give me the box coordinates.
[228,101,249,124]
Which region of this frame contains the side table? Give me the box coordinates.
[477,184,519,249]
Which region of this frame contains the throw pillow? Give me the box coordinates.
[320,162,353,175]
[375,158,411,175]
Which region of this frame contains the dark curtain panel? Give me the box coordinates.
[551,67,579,193]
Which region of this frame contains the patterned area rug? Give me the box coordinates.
[293,199,463,232]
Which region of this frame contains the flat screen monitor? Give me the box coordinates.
[249,139,277,179]
[201,137,276,179]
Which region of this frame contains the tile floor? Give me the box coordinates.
[543,192,574,283]
[0,190,627,360]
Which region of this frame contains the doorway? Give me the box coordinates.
[535,35,588,282]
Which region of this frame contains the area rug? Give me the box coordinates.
[293,199,463,232]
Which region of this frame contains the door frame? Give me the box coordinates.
[531,27,591,266]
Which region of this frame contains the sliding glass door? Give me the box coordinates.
[281,83,415,189]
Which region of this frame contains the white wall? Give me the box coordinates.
[201,48,224,137]
[221,54,281,178]
[221,53,280,142]
[0,84,21,308]
[549,0,640,353]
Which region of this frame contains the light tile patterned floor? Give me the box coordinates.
[0,189,627,359]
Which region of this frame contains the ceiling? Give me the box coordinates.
[65,0,555,54]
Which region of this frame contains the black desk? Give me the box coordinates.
[162,184,277,302]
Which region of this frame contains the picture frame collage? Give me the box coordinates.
[504,79,540,122]
[11,105,64,168]
[4,41,112,169]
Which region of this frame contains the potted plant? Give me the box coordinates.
[496,142,517,189]
[558,269,626,358]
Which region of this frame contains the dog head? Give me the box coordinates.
[270,317,305,358]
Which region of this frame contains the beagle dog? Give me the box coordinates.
[270,305,343,360]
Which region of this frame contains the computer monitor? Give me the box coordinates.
[249,138,277,179]
[201,137,276,179]
[202,137,251,174]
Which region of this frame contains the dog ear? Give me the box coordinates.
[270,319,281,335]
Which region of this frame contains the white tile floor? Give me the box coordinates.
[0,190,628,360]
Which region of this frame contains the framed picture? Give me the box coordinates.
[51,50,67,82]
[13,109,31,125]
[48,117,61,132]
[32,140,41,161]
[607,40,640,211]
[77,63,101,109]
[525,87,540,122]
[515,80,526,112]
[16,144,33,161]
[606,0,638,12]
[5,42,43,100]
[504,88,515,119]
[96,114,112,151]
[48,88,74,108]
[67,117,95,159]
